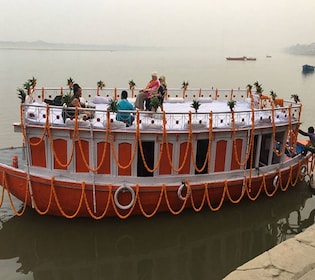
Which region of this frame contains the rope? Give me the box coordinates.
[2,171,28,216]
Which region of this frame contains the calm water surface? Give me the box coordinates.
[0,48,315,279]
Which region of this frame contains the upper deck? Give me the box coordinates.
[19,87,301,133]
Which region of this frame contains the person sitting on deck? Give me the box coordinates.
[135,72,160,110]
[66,84,91,119]
[156,75,167,111]
[116,90,135,126]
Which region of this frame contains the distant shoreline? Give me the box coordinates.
[0,40,160,52]
[0,47,115,52]
[285,42,315,56]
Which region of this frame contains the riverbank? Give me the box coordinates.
[224,224,315,279]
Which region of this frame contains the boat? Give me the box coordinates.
[302,64,315,73]
[226,56,256,61]
[0,85,313,219]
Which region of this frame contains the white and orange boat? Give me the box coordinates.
[0,85,313,219]
[226,56,256,61]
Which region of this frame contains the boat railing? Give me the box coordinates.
[32,87,252,103]
[21,100,301,131]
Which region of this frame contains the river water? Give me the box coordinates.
[0,48,315,279]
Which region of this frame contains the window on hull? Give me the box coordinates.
[137,141,154,177]
[195,139,209,174]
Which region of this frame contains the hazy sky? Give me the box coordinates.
[1,0,314,52]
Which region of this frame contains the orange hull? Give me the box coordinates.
[0,157,308,219]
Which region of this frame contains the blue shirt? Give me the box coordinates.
[116,99,135,122]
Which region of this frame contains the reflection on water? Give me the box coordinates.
[0,184,314,280]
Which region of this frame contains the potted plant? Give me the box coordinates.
[182,81,189,89]
[67,77,74,92]
[253,81,260,88]
[17,88,26,103]
[108,98,118,113]
[61,93,73,106]
[150,96,161,112]
[97,80,105,96]
[227,100,236,111]
[97,80,105,89]
[28,77,37,92]
[23,81,31,94]
[128,79,136,90]
[291,94,300,103]
[253,81,263,96]
[191,99,201,113]
[270,90,277,102]
[17,77,37,103]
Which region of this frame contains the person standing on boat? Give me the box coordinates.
[135,72,160,110]
[299,126,315,147]
[116,90,135,126]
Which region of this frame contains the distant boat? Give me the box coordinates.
[302,64,315,73]
[266,55,272,58]
[226,56,256,61]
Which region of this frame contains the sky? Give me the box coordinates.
[0,0,314,53]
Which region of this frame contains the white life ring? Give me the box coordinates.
[273,175,279,188]
[177,182,189,201]
[300,164,308,177]
[114,185,135,210]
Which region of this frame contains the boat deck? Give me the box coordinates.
[21,96,299,133]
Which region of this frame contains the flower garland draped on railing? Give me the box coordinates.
[0,154,312,219]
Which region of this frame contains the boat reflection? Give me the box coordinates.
[0,184,314,280]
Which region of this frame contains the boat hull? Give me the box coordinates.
[0,155,310,218]
[226,56,256,61]
[302,64,315,73]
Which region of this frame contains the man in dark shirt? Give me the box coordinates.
[299,126,315,146]
[299,126,315,154]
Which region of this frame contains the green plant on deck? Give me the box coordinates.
[150,96,161,112]
[28,77,37,88]
[97,80,105,89]
[23,76,37,94]
[128,79,136,89]
[191,99,201,113]
[246,84,252,91]
[182,81,189,89]
[16,76,37,103]
[270,90,277,102]
[291,94,300,103]
[227,100,236,111]
[67,77,74,91]
[61,93,73,106]
[253,81,263,95]
[17,88,26,103]
[108,98,118,113]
